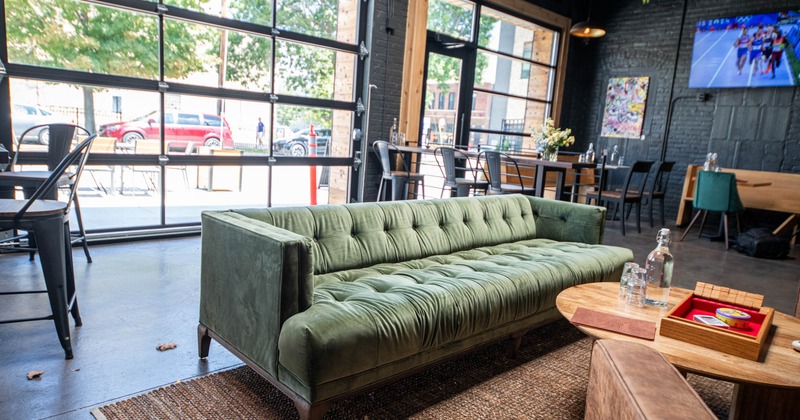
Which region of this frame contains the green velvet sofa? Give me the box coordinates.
[198,194,633,419]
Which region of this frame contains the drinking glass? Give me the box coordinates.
[619,262,639,299]
[625,268,647,308]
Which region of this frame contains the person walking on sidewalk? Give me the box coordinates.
[256,117,265,148]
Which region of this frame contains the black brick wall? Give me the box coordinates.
[363,0,408,202]
[562,0,800,224]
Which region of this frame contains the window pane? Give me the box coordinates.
[5,0,158,79]
[277,0,358,43]
[479,6,558,65]
[10,78,164,228]
[274,106,352,157]
[476,51,553,101]
[470,91,547,139]
[271,165,350,206]
[469,132,527,154]
[427,0,475,41]
[275,41,355,101]
[166,166,269,224]
[165,19,272,91]
[164,0,273,27]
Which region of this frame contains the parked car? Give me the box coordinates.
[98,111,235,149]
[12,104,68,145]
[273,128,332,156]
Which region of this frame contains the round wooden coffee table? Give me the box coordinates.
[556,282,800,420]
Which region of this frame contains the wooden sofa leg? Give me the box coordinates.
[294,398,330,420]
[509,332,525,359]
[198,324,211,358]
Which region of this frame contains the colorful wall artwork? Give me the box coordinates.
[600,77,650,139]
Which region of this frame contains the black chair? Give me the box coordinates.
[0,134,96,359]
[587,160,655,235]
[477,150,536,196]
[1,123,93,262]
[644,161,676,228]
[434,146,488,197]
[578,155,608,205]
[372,140,425,201]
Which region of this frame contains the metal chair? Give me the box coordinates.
[680,171,744,250]
[587,160,655,235]
[644,161,676,228]
[1,123,93,262]
[434,146,488,197]
[167,141,194,191]
[477,150,536,196]
[85,136,118,194]
[0,134,96,359]
[575,155,608,205]
[372,140,425,201]
[121,139,161,194]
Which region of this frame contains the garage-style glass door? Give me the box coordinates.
[1,0,366,235]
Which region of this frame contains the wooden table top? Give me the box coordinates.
[556,282,800,388]
[0,170,53,182]
[0,199,67,217]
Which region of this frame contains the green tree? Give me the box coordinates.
[217,0,339,129]
[425,4,495,92]
[5,0,205,131]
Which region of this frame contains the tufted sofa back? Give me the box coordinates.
[234,195,537,275]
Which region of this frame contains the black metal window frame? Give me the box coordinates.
[0,0,368,229]
[422,0,562,147]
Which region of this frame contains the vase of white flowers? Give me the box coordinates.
[533,118,575,161]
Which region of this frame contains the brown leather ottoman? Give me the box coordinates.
[585,339,715,420]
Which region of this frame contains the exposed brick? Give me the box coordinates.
[562,0,800,222]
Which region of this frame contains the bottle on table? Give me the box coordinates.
[610,145,619,165]
[586,143,595,163]
[703,153,712,171]
[390,118,398,145]
[644,228,674,307]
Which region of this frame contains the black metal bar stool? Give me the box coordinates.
[0,135,96,359]
[373,140,425,201]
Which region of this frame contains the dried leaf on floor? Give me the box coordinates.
[156,342,177,351]
[27,370,45,380]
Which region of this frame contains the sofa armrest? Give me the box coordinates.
[525,196,607,244]
[200,210,313,376]
[585,340,716,420]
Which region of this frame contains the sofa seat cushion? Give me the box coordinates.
[277,239,632,388]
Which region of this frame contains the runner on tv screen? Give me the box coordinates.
[689,10,800,88]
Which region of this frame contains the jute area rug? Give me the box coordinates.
[93,320,732,419]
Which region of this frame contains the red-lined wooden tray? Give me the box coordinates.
[659,282,774,361]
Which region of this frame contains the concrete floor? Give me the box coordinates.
[1,218,798,419]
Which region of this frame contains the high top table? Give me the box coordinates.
[556,281,800,420]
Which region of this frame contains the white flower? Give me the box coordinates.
[532,119,574,149]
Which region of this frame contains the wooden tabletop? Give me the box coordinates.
[556,282,800,388]
[0,198,67,217]
[0,170,53,182]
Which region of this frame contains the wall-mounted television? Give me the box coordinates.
[689,10,800,88]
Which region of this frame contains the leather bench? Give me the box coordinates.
[585,339,715,419]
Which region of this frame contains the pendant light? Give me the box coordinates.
[570,0,606,38]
